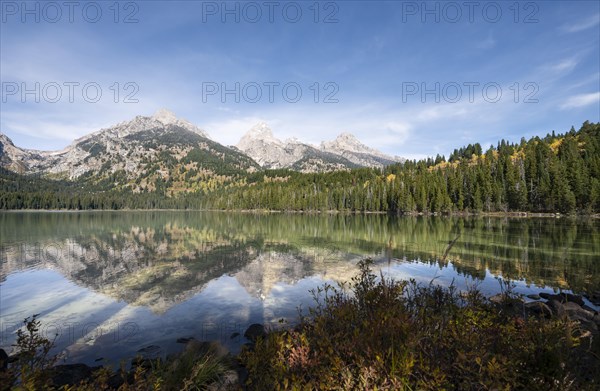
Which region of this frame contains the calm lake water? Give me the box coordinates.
[1,211,599,365]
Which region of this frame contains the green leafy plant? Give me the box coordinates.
[1,316,233,390]
[241,259,599,390]
[3,314,58,390]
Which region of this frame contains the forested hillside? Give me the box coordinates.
[1,121,598,213]
[207,121,600,214]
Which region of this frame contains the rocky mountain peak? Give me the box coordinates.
[237,122,282,150]
[324,132,366,153]
[337,132,359,141]
[152,108,179,125]
[0,132,39,174]
[0,132,13,145]
[320,132,403,167]
[0,110,258,180]
[235,124,402,172]
[1,114,404,179]
[248,122,275,139]
[236,123,314,169]
[285,137,301,145]
[148,108,209,138]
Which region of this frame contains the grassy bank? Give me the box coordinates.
[240,260,599,390]
[2,260,599,390]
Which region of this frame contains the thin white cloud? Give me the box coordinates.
[3,115,107,147]
[561,13,600,33]
[200,105,414,155]
[0,103,144,149]
[547,58,578,74]
[560,92,600,109]
[384,122,411,143]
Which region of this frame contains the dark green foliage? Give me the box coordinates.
[1,315,58,390]
[1,122,598,213]
[241,260,599,390]
[289,148,359,171]
[206,122,599,213]
[78,140,106,159]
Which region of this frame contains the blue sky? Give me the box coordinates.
[1,1,599,159]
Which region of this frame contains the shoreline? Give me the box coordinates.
[1,208,598,219]
[4,280,599,390]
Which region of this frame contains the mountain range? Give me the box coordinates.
[0,110,403,185]
[235,122,402,172]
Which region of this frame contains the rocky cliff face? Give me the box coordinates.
[236,122,300,169]
[1,112,405,182]
[320,133,404,167]
[0,110,259,192]
[0,133,43,174]
[236,123,402,172]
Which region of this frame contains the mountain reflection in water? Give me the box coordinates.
[1,212,599,365]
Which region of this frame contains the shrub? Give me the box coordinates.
[1,317,232,390]
[1,314,58,390]
[241,259,599,390]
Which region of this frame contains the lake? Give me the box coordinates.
[1,211,599,366]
